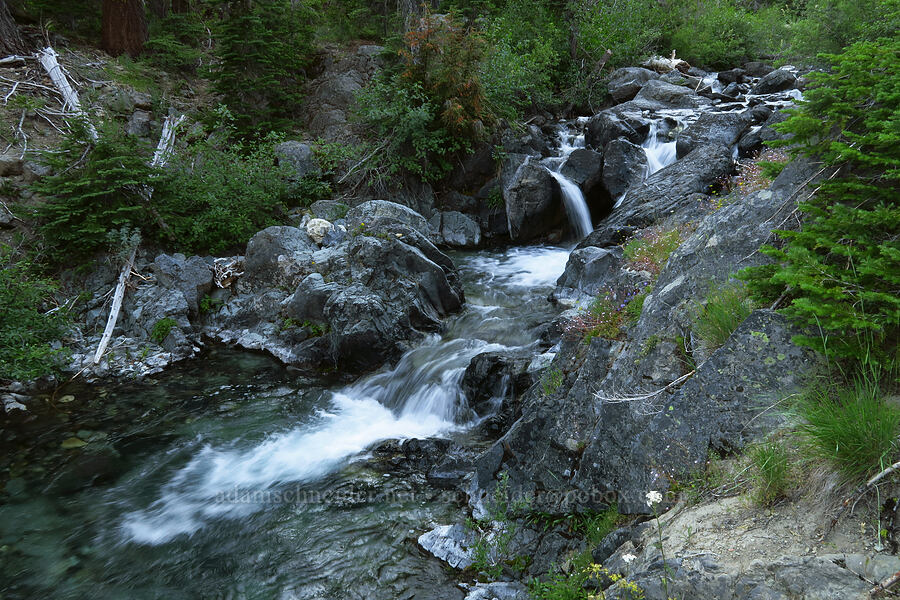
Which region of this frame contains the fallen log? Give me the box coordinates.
[36,46,98,142]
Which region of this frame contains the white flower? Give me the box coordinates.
[645,490,663,506]
[622,553,637,564]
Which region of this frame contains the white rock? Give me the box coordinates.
[306,218,334,244]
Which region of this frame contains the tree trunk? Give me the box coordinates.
[171,0,190,13]
[102,0,148,57]
[0,0,27,55]
[148,0,167,18]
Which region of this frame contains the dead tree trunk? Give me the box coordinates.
[102,0,149,57]
[0,0,27,56]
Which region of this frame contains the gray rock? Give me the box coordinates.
[602,138,648,198]
[744,61,775,77]
[553,246,623,301]
[462,349,536,426]
[737,109,790,157]
[585,110,650,151]
[23,160,52,182]
[607,67,660,103]
[418,524,475,570]
[580,143,734,249]
[717,68,746,84]
[502,159,561,241]
[751,68,797,95]
[440,210,482,248]
[346,199,431,238]
[243,226,316,284]
[309,199,349,221]
[283,273,341,323]
[150,253,214,318]
[0,153,24,176]
[125,110,151,137]
[275,141,319,179]
[463,582,529,600]
[633,80,708,109]
[676,112,752,158]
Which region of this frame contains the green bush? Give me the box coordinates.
[0,249,70,382]
[793,367,900,482]
[145,12,207,72]
[667,1,786,69]
[740,40,900,364]
[693,281,754,350]
[749,441,790,505]
[355,10,491,181]
[33,122,158,263]
[153,134,303,254]
[150,317,177,344]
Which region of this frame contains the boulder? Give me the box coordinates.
[502,159,561,241]
[345,199,431,238]
[675,112,752,158]
[607,67,660,103]
[324,284,405,371]
[553,246,623,301]
[283,273,341,323]
[602,138,648,198]
[462,349,536,433]
[306,218,333,244]
[125,110,151,137]
[633,80,707,109]
[743,61,774,77]
[737,109,790,156]
[275,141,319,179]
[0,153,24,176]
[751,68,797,95]
[309,199,349,221]
[149,253,214,317]
[717,68,746,84]
[560,148,603,190]
[439,211,482,248]
[243,226,317,284]
[585,109,650,151]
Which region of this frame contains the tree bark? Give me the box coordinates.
[102,0,148,57]
[0,0,27,55]
[171,0,190,13]
[148,0,167,18]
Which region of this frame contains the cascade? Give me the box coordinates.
[545,123,593,239]
[641,119,678,175]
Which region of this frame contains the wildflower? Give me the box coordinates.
[645,490,663,507]
[622,553,637,563]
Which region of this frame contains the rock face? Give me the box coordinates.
[502,159,562,241]
[275,141,319,179]
[601,138,648,198]
[436,210,482,248]
[553,246,622,302]
[585,109,650,151]
[675,112,752,158]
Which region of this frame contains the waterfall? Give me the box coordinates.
[546,123,593,239]
[641,120,678,176]
[548,170,593,239]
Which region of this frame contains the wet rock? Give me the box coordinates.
[737,109,790,157]
[418,524,476,570]
[275,141,319,180]
[744,61,774,77]
[560,148,603,190]
[580,143,733,249]
[462,582,530,600]
[502,159,562,241]
[602,138,648,198]
[607,67,660,103]
[717,68,746,84]
[439,211,482,248]
[585,110,650,151]
[553,246,623,302]
[751,68,797,95]
[44,445,126,495]
[462,349,536,434]
[675,112,752,158]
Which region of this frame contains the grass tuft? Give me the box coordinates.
[693,281,753,350]
[749,440,790,505]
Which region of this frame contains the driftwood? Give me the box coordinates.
[870,568,900,597]
[93,245,137,364]
[36,46,98,142]
[822,459,900,540]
